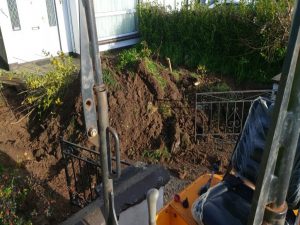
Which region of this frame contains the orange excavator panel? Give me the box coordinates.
[157,174,223,225]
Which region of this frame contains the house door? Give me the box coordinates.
[93,0,138,42]
[6,0,61,63]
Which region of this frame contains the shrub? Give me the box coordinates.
[138,0,293,82]
[23,52,78,117]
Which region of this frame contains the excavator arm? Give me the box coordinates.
[76,0,300,225]
[79,0,120,224]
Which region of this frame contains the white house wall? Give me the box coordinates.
[69,0,185,54]
[0,0,186,66]
[0,0,72,66]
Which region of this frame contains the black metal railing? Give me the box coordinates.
[61,139,130,208]
[195,90,273,150]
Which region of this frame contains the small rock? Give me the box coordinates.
[179,171,187,180]
[33,148,45,160]
[171,124,181,154]
[181,133,191,149]
[55,150,62,159]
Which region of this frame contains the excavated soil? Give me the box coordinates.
[0,55,270,224]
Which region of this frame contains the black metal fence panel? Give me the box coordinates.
[61,139,130,208]
[195,90,273,150]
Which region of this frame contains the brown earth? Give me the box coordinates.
[0,55,271,224]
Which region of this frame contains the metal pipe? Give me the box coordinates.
[107,193,118,225]
[275,125,300,207]
[95,84,111,219]
[85,0,103,84]
[107,127,121,179]
[274,1,300,205]
[82,0,111,219]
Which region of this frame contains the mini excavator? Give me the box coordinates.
[71,0,300,224]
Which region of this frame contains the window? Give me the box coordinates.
[7,0,21,31]
[45,0,57,27]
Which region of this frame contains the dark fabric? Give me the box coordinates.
[196,181,252,225]
[192,97,300,225]
[231,98,273,184]
[193,181,295,225]
[231,97,300,209]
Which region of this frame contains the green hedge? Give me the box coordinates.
[138,0,293,82]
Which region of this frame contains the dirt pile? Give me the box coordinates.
[19,56,235,177]
[26,58,197,163]
[108,71,164,155]
[0,55,239,224]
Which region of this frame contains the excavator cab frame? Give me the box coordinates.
[76,0,300,224]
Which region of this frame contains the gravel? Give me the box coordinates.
[164,175,191,203]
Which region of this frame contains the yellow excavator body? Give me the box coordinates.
[156,173,299,225]
[157,174,223,225]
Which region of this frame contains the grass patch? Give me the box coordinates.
[103,68,119,90]
[117,41,153,71]
[171,70,181,81]
[158,102,172,119]
[144,58,167,89]
[118,48,139,71]
[142,147,171,163]
[190,72,199,79]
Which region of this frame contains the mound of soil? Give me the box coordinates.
[0,56,242,224]
[109,71,164,154]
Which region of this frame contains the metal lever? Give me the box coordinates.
[107,126,121,179]
[79,0,120,222]
[107,192,119,225]
[147,189,159,225]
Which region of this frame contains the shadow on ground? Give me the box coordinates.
[0,150,78,225]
